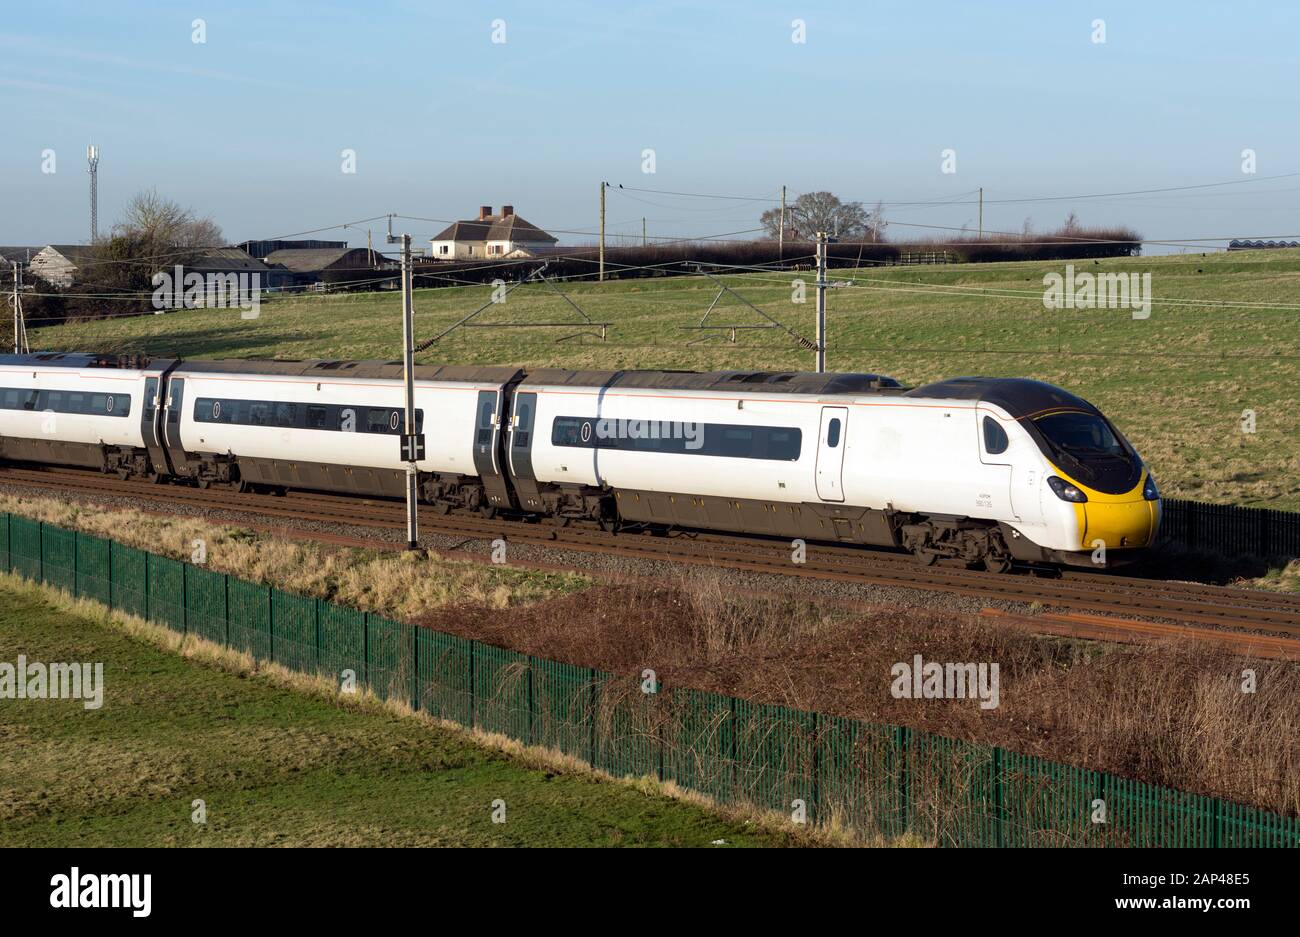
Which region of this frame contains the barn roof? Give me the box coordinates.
[262,248,370,272]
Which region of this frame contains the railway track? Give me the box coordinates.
[3,464,1299,657]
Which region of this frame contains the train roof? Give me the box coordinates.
[904,377,1101,419]
[171,358,524,384]
[0,354,520,384]
[520,369,906,395]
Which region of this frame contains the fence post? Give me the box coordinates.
[897,725,910,837]
[810,711,823,829]
[362,612,370,693]
[467,639,476,730]
[588,667,597,767]
[107,538,114,610]
[72,529,78,597]
[314,598,322,678]
[410,624,419,712]
[525,658,534,745]
[143,551,150,622]
[181,559,188,634]
[37,522,44,583]
[267,588,274,663]
[993,746,1004,848]
[223,574,230,647]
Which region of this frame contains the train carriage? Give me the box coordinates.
[0,353,1160,571]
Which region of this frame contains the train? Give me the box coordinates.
[0,352,1161,571]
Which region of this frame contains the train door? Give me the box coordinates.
[162,376,192,476]
[814,407,848,502]
[139,376,169,474]
[506,390,544,512]
[977,411,1019,521]
[473,389,514,510]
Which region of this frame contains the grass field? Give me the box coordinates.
[0,581,806,847]
[32,248,1300,509]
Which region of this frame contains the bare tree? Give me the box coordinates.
[114,188,224,267]
[761,191,872,241]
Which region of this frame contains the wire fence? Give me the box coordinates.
[1,511,1296,847]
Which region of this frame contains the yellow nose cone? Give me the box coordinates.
[1082,497,1159,549]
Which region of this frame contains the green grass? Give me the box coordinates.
[32,248,1300,509]
[0,582,804,847]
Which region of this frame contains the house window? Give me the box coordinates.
[439,245,449,255]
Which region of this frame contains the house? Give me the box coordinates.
[28,244,97,287]
[429,205,558,260]
[261,247,386,289]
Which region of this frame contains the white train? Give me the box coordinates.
[0,353,1161,570]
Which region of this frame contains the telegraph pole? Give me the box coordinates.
[9,262,29,355]
[387,217,424,552]
[779,185,786,260]
[814,232,828,373]
[642,217,647,247]
[978,187,983,241]
[599,181,607,281]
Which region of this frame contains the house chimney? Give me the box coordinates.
[479,205,492,220]
[502,205,514,218]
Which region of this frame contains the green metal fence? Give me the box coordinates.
[4,511,1297,848]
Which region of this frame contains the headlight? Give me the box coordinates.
[1047,475,1088,503]
[1142,472,1160,501]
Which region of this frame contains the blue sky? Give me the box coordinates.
[2,0,1298,252]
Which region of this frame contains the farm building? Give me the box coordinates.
[28,244,97,287]
[238,238,348,260]
[429,205,558,260]
[0,246,40,270]
[262,247,389,289]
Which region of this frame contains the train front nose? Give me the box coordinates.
[1083,496,1160,549]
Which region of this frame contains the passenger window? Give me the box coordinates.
[983,416,1009,455]
[826,418,841,448]
[306,406,328,429]
[275,402,297,427]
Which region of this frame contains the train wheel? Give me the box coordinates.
[545,514,569,528]
[479,505,497,519]
[912,547,938,566]
[983,554,1013,574]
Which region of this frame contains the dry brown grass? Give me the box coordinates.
[0,492,586,619]
[416,568,1300,817]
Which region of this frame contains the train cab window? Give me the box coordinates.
[983,416,1009,455]
[826,418,842,448]
[306,406,328,429]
